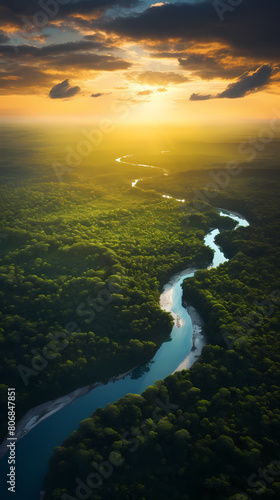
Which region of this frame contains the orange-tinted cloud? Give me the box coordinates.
[129,71,189,87]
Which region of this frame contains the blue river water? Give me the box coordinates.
[0,208,249,500]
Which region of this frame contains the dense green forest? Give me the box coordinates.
[44,168,280,499]
[0,179,225,440]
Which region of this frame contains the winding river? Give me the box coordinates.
[0,156,249,499]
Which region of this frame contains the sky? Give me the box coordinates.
[0,0,279,124]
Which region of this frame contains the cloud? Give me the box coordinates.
[0,0,141,26]
[1,0,278,101]
[129,71,189,87]
[118,96,150,104]
[179,52,250,81]
[189,65,276,101]
[0,41,131,70]
[49,79,80,99]
[104,0,280,61]
[39,40,106,56]
[0,66,54,94]
[137,89,153,96]
[217,65,274,98]
[0,33,133,95]
[0,31,9,43]
[0,40,133,88]
[91,92,112,97]
[49,53,132,71]
[189,93,212,101]
[0,40,104,58]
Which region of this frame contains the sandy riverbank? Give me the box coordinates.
[0,366,137,459]
[159,267,206,371]
[173,302,206,372]
[160,267,196,317]
[0,267,207,460]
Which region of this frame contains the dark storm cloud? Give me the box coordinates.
[49,79,80,99]
[217,65,274,99]
[104,0,280,61]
